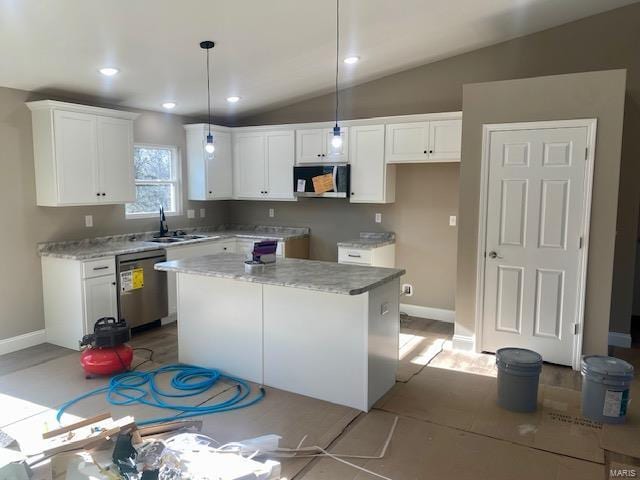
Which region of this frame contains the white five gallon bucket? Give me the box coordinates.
[581,355,634,424]
[496,348,543,413]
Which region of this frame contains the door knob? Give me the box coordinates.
[488,251,503,259]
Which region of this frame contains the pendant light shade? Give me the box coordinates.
[331,0,342,150]
[201,40,215,155]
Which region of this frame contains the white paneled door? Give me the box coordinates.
[481,124,593,366]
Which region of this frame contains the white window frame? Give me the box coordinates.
[126,144,182,219]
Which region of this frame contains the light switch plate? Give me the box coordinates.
[449,215,457,226]
[187,209,195,219]
[375,213,382,223]
[84,215,93,228]
[269,208,275,218]
[200,208,206,218]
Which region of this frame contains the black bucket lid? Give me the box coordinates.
[496,348,543,372]
[581,355,634,380]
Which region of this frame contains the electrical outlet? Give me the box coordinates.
[269,208,275,218]
[449,215,457,227]
[187,209,195,219]
[375,213,382,223]
[84,215,93,228]
[200,208,206,218]
[402,283,413,297]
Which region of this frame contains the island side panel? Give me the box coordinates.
[176,273,263,384]
[262,285,369,411]
[367,277,400,409]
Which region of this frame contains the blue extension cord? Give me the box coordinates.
[56,364,265,426]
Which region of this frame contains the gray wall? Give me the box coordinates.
[457,70,626,356]
[0,86,227,340]
[233,2,640,339]
[229,163,460,310]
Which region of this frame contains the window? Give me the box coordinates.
[126,145,181,217]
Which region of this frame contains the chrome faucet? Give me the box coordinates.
[159,206,169,237]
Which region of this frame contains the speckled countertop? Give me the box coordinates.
[37,225,310,260]
[155,253,405,295]
[337,232,395,249]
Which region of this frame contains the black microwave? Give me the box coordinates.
[293,164,350,198]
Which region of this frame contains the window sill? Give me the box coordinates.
[126,211,182,220]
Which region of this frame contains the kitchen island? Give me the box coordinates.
[155,254,405,411]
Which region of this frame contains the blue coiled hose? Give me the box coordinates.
[56,364,265,426]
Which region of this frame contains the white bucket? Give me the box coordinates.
[496,348,543,413]
[581,355,634,424]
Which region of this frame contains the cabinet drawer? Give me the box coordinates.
[338,248,372,265]
[82,257,116,278]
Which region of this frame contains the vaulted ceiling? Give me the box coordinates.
[0,0,635,119]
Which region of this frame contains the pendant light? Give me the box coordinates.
[200,40,216,155]
[331,0,343,150]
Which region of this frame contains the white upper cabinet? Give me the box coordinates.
[428,119,463,161]
[185,124,233,200]
[235,132,267,199]
[27,100,138,206]
[385,117,461,163]
[265,131,295,200]
[234,130,295,201]
[97,116,136,203]
[385,122,430,163]
[349,125,395,204]
[295,127,349,164]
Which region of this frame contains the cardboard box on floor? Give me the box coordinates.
[301,410,604,480]
[377,366,607,463]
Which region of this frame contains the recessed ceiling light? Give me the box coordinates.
[162,102,177,110]
[226,96,240,103]
[99,67,119,76]
[343,56,360,64]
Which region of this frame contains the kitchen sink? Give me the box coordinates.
[148,234,208,244]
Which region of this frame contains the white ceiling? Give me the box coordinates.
[0,0,635,119]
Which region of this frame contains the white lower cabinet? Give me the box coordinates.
[166,240,233,316]
[338,244,396,268]
[83,274,118,336]
[42,256,117,350]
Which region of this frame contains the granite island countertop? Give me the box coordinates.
[38,225,310,260]
[155,253,405,296]
[337,232,395,249]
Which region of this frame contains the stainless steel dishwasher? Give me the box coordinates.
[116,249,168,328]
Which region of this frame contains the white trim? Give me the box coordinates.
[608,332,632,348]
[400,304,455,323]
[26,100,140,120]
[161,314,177,326]
[452,334,475,351]
[231,111,462,132]
[474,119,597,371]
[0,330,46,356]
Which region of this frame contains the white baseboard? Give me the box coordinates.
[452,334,475,351]
[608,331,632,348]
[400,304,455,323]
[161,314,177,326]
[0,329,46,356]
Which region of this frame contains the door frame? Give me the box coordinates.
[474,119,597,370]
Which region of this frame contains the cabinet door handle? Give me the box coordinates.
[96,193,100,196]
[348,253,361,258]
[93,266,109,271]
[429,150,433,154]
[209,191,212,194]
[317,154,321,157]
[111,281,116,286]
[423,150,427,154]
